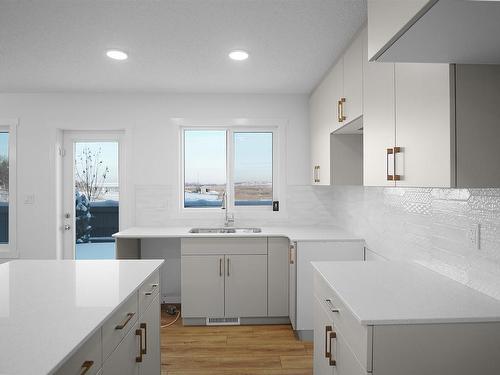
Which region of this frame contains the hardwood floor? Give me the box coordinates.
[160,308,313,375]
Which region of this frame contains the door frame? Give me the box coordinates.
[61,130,127,259]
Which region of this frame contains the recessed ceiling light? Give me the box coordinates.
[106,49,128,61]
[229,50,249,61]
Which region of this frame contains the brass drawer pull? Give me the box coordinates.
[219,257,223,277]
[393,146,402,181]
[339,97,346,122]
[227,258,230,277]
[325,299,339,313]
[115,312,135,330]
[79,360,94,375]
[140,323,147,355]
[135,329,143,362]
[329,331,337,366]
[386,148,394,181]
[325,325,332,358]
[144,283,159,296]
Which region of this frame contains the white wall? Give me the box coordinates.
[0,93,310,260]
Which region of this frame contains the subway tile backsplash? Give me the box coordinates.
[301,186,500,300]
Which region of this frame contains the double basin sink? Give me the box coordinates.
[189,227,262,234]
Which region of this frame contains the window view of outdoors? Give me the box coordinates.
[74,142,119,259]
[184,130,226,208]
[234,132,273,206]
[0,133,8,244]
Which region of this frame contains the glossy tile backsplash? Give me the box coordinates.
[307,186,500,300]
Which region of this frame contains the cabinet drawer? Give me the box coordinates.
[102,293,139,360]
[333,328,368,375]
[139,270,160,315]
[54,329,102,375]
[314,271,372,371]
[181,238,267,255]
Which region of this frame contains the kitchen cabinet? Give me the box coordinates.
[181,255,225,318]
[181,238,271,320]
[368,0,500,64]
[268,237,289,317]
[310,27,365,185]
[225,254,267,317]
[137,294,161,375]
[313,294,334,375]
[313,261,500,375]
[294,240,365,338]
[364,60,500,187]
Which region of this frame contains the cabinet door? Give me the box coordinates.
[313,295,335,375]
[103,321,140,375]
[181,255,224,318]
[289,243,297,330]
[395,63,452,187]
[225,255,267,317]
[310,83,331,185]
[329,59,345,133]
[268,237,289,317]
[139,294,161,375]
[343,29,364,124]
[296,241,364,331]
[333,329,367,375]
[363,40,396,187]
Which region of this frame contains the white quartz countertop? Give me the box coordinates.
[113,225,363,242]
[0,259,164,375]
[312,261,500,325]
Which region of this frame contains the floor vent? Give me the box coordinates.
[206,317,240,326]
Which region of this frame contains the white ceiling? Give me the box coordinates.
[0,0,366,94]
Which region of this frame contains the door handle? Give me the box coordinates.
[227,257,230,277]
[79,360,94,375]
[339,97,346,122]
[219,257,223,277]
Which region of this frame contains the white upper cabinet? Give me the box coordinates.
[368,0,500,64]
[342,27,364,126]
[394,63,453,187]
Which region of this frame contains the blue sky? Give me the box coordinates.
[184,130,272,185]
[0,133,8,159]
[75,142,119,183]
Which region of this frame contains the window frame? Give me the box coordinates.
[180,124,280,213]
[0,119,17,259]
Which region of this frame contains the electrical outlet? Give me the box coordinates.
[467,223,480,250]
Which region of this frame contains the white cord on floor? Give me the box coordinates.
[161,311,180,328]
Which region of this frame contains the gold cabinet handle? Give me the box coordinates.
[219,257,223,277]
[79,360,94,375]
[386,148,394,181]
[144,283,159,296]
[135,328,144,362]
[393,146,402,181]
[313,165,320,183]
[325,299,339,313]
[340,97,346,122]
[140,323,147,355]
[227,257,230,277]
[325,325,332,358]
[115,312,135,330]
[329,331,337,366]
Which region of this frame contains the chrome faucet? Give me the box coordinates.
[221,192,234,227]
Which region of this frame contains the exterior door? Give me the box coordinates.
[181,255,225,318]
[224,254,267,317]
[62,132,123,259]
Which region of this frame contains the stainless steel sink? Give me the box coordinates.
[189,227,262,234]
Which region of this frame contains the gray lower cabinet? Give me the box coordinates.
[181,237,289,320]
[313,294,334,375]
[181,255,225,318]
[225,254,267,317]
[104,294,161,375]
